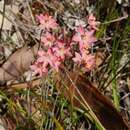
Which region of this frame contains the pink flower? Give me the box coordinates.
[37,50,48,64]
[83,54,95,71]
[37,50,54,65]
[36,14,58,30]
[72,26,97,50]
[50,57,61,72]
[73,52,82,63]
[37,49,61,72]
[30,61,48,76]
[73,51,95,71]
[41,32,55,47]
[87,14,100,30]
[72,26,84,44]
[53,41,71,60]
[79,30,97,51]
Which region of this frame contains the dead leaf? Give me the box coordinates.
[0,44,39,83]
[55,71,129,130]
[8,78,41,90]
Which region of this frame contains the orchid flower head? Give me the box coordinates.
[36,13,58,30]
[31,13,99,76]
[41,32,55,47]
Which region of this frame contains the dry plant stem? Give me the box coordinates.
[64,69,106,130]
[62,80,95,123]
[0,0,5,38]
[102,15,128,24]
[0,10,33,33]
[101,59,130,90]
[26,0,36,24]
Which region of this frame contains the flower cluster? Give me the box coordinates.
[72,26,96,71]
[30,13,99,76]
